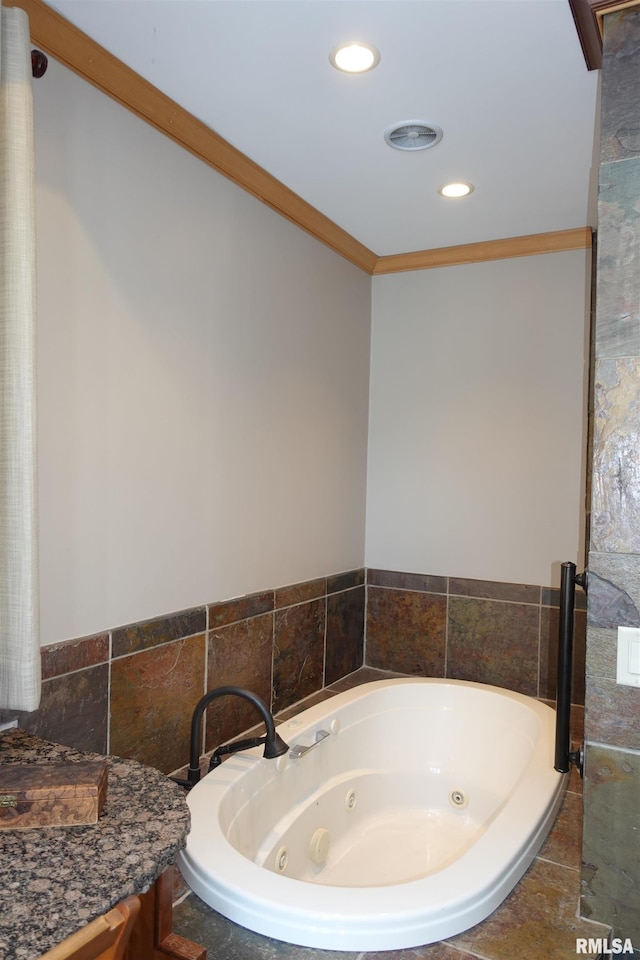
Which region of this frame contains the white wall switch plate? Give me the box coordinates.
[617,626,640,687]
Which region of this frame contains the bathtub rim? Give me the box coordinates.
[177,677,568,951]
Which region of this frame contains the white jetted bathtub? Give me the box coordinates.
[177,678,567,951]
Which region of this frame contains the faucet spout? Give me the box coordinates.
[183,685,288,789]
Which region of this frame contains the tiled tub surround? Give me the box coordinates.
[3,570,365,775]
[0,573,596,958]
[171,668,609,960]
[0,567,586,778]
[365,569,587,704]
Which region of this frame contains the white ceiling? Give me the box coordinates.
[47,0,601,257]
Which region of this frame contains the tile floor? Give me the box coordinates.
[172,668,611,960]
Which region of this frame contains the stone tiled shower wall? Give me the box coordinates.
[580,8,640,947]
[1,566,587,778]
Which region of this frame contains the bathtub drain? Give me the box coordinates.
[345,789,357,811]
[275,846,288,872]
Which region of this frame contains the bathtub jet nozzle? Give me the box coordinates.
[176,685,289,790]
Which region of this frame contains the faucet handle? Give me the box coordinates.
[289,729,331,760]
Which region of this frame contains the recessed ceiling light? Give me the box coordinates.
[439,182,474,198]
[329,41,380,74]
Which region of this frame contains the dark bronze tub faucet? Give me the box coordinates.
[172,686,289,790]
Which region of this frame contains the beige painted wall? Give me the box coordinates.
[33,56,591,646]
[366,251,591,587]
[34,59,371,646]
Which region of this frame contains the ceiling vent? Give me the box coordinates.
[384,121,443,151]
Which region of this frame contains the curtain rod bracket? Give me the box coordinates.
[31,49,48,78]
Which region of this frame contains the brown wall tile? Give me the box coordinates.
[21,665,109,755]
[41,634,110,680]
[208,592,274,629]
[112,608,206,657]
[275,578,326,609]
[539,607,586,703]
[273,599,325,713]
[367,569,447,593]
[542,586,588,610]
[325,586,365,685]
[366,587,446,676]
[327,569,365,594]
[110,634,206,774]
[447,596,539,695]
[449,577,541,604]
[205,613,274,750]
[19,569,585,780]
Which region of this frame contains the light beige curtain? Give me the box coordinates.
[0,2,40,711]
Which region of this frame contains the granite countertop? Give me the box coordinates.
[0,729,190,960]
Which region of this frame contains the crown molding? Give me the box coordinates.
[9,0,594,276]
[373,228,593,275]
[6,0,378,274]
